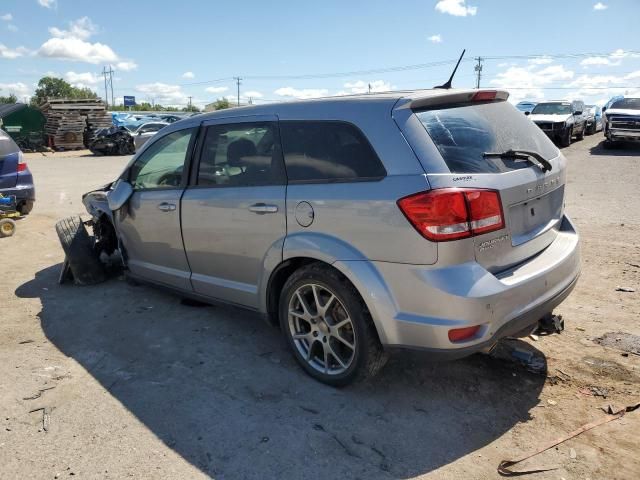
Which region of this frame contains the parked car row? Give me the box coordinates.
[525,100,587,147]
[89,121,169,156]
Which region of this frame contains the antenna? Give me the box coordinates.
[434,49,466,90]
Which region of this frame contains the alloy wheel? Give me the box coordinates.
[287,283,356,375]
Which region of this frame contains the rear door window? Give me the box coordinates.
[196,122,285,187]
[279,121,386,182]
[415,101,559,174]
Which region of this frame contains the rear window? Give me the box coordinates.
[415,101,559,174]
[280,121,386,182]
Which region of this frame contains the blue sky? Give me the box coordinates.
[1,0,639,107]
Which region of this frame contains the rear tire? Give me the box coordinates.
[55,216,107,285]
[0,218,16,237]
[279,263,388,386]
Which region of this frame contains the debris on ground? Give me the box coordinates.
[594,332,640,356]
[489,340,547,373]
[537,313,564,334]
[498,402,640,476]
[615,286,635,293]
[589,386,609,398]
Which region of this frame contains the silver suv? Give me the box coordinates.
[63,89,580,386]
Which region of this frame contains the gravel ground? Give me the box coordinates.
[1,134,639,480]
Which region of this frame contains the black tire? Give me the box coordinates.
[0,218,16,238]
[559,129,571,148]
[279,263,388,386]
[55,216,107,285]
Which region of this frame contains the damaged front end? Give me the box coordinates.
[89,127,136,156]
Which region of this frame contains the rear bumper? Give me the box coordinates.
[0,184,35,214]
[338,215,580,357]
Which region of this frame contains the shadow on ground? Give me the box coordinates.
[589,139,640,156]
[17,265,546,479]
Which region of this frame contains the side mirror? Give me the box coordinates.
[602,107,607,113]
[107,179,133,211]
[137,131,143,136]
[524,111,530,116]
[573,111,582,116]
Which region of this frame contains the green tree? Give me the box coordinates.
[30,76,98,107]
[213,98,230,110]
[0,93,18,104]
[182,105,200,112]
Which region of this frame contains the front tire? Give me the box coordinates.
[55,216,107,285]
[279,264,388,386]
[559,129,571,148]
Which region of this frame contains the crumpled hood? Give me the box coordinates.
[529,113,572,123]
[605,108,640,117]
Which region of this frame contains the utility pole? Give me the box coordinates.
[234,77,242,106]
[102,66,114,107]
[474,57,483,89]
[368,83,372,94]
[188,96,192,109]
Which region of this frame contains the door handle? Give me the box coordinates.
[248,203,278,214]
[157,202,176,212]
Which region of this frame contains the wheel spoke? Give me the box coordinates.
[289,309,311,323]
[332,317,351,330]
[323,344,329,373]
[328,345,347,369]
[332,332,355,350]
[295,292,313,320]
[311,285,322,316]
[321,294,336,318]
[306,339,316,360]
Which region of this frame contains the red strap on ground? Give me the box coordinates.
[498,402,640,476]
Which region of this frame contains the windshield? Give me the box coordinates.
[415,101,559,174]
[531,103,572,115]
[610,98,640,110]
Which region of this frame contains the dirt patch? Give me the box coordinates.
[594,331,640,356]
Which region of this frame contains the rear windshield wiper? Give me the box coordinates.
[483,149,553,173]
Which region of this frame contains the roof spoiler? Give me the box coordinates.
[408,90,510,110]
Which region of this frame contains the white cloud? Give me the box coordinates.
[274,87,329,99]
[489,64,574,103]
[244,90,263,99]
[435,0,477,17]
[624,70,640,80]
[0,82,31,100]
[38,17,136,68]
[428,34,442,44]
[0,44,29,59]
[581,56,619,66]
[39,37,118,64]
[528,56,553,65]
[1,13,12,21]
[64,71,101,88]
[136,82,188,105]
[38,0,57,8]
[340,80,393,95]
[182,71,195,79]
[116,61,137,71]
[205,86,229,94]
[49,17,97,40]
[593,2,608,10]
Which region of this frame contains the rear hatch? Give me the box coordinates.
[405,92,565,272]
[0,131,20,189]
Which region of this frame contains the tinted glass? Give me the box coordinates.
[610,98,640,110]
[280,121,385,182]
[129,128,195,190]
[197,122,284,187]
[415,101,559,174]
[531,103,572,115]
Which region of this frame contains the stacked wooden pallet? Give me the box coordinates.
[40,98,111,150]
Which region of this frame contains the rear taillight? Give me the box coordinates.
[17,151,27,172]
[397,188,505,242]
[448,325,481,343]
